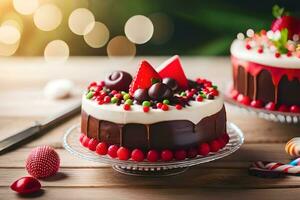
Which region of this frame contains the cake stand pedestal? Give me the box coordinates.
[63,123,244,177]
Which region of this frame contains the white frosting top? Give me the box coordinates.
[230,39,300,69]
[82,95,224,125]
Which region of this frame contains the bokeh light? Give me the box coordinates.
[68,8,95,35]
[107,35,136,57]
[13,0,39,15]
[124,15,154,44]
[0,24,21,44]
[33,4,63,31]
[83,22,109,48]
[2,19,23,33]
[44,40,69,63]
[150,13,174,44]
[0,41,20,56]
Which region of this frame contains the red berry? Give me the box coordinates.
[287,51,292,57]
[161,104,169,111]
[107,145,119,158]
[157,55,188,89]
[10,177,41,194]
[245,44,251,50]
[88,138,99,151]
[187,147,198,158]
[209,140,221,152]
[250,100,263,108]
[161,149,173,161]
[258,47,263,54]
[129,60,161,95]
[156,102,163,109]
[123,104,131,111]
[96,142,108,155]
[231,89,239,100]
[265,102,276,111]
[131,149,144,162]
[275,52,281,58]
[290,105,300,113]
[147,150,159,162]
[217,138,226,149]
[198,143,210,156]
[237,94,250,105]
[79,133,85,144]
[196,96,203,102]
[117,147,130,160]
[278,105,289,112]
[174,149,187,160]
[221,133,230,144]
[82,136,90,147]
[143,106,150,113]
[104,96,111,103]
[175,104,182,110]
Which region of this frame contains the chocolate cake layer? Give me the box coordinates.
[234,65,300,106]
[81,106,226,151]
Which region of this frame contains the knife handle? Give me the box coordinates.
[0,125,42,154]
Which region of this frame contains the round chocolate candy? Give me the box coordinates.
[148,83,173,101]
[162,78,178,91]
[104,71,132,92]
[133,88,149,104]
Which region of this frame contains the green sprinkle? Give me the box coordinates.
[163,99,170,105]
[86,91,94,99]
[123,94,131,101]
[121,91,127,95]
[180,92,186,96]
[111,97,118,103]
[200,93,207,98]
[125,99,133,105]
[142,101,151,107]
[212,85,218,89]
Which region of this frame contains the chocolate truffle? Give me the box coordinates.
[162,78,178,91]
[104,71,132,91]
[148,83,172,101]
[133,88,149,104]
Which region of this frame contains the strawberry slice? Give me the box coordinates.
[129,60,161,95]
[156,55,188,89]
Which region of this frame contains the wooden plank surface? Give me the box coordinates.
[0,57,299,199]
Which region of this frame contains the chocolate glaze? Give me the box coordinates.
[81,106,226,151]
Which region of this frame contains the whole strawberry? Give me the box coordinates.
[26,146,60,179]
[271,5,300,39]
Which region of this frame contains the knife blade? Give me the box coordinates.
[0,101,81,155]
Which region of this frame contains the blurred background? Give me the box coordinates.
[0,0,299,59]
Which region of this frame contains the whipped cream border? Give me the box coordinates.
[81,95,224,124]
[230,39,300,69]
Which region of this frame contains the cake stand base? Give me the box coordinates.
[112,165,189,176]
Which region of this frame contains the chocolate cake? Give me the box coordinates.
[80,56,228,162]
[230,5,300,113]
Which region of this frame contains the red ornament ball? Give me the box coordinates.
[131,149,145,162]
[174,149,187,160]
[117,147,130,160]
[161,149,173,161]
[10,176,41,194]
[107,145,119,158]
[26,146,60,179]
[88,138,99,151]
[198,143,210,156]
[147,150,159,162]
[96,142,108,155]
[209,140,221,152]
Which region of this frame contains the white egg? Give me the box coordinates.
[44,79,74,99]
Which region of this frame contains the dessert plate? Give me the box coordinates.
[63,122,244,176]
[224,94,300,124]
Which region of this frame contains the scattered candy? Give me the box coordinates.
[26,146,60,178]
[43,79,74,100]
[11,177,41,194]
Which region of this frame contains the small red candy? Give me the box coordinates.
[110,90,118,95]
[290,105,300,113]
[174,149,187,160]
[107,145,119,158]
[103,96,111,104]
[82,136,90,147]
[88,138,99,151]
[143,106,150,113]
[131,149,144,162]
[275,52,281,58]
[156,102,163,109]
[287,51,292,57]
[250,100,263,108]
[245,44,251,50]
[161,104,169,111]
[198,143,210,156]
[210,89,219,96]
[175,104,182,110]
[257,47,263,54]
[11,177,41,194]
[123,104,131,111]
[237,94,250,105]
[96,142,108,155]
[209,140,221,152]
[147,150,159,162]
[187,147,198,158]
[161,149,173,161]
[278,105,289,112]
[196,96,203,102]
[265,102,276,111]
[117,147,130,160]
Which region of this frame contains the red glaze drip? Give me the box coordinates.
[231,56,300,87]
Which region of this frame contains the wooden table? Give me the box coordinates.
[1,57,300,200]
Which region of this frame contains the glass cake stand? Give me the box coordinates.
[224,94,300,124]
[63,122,244,176]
